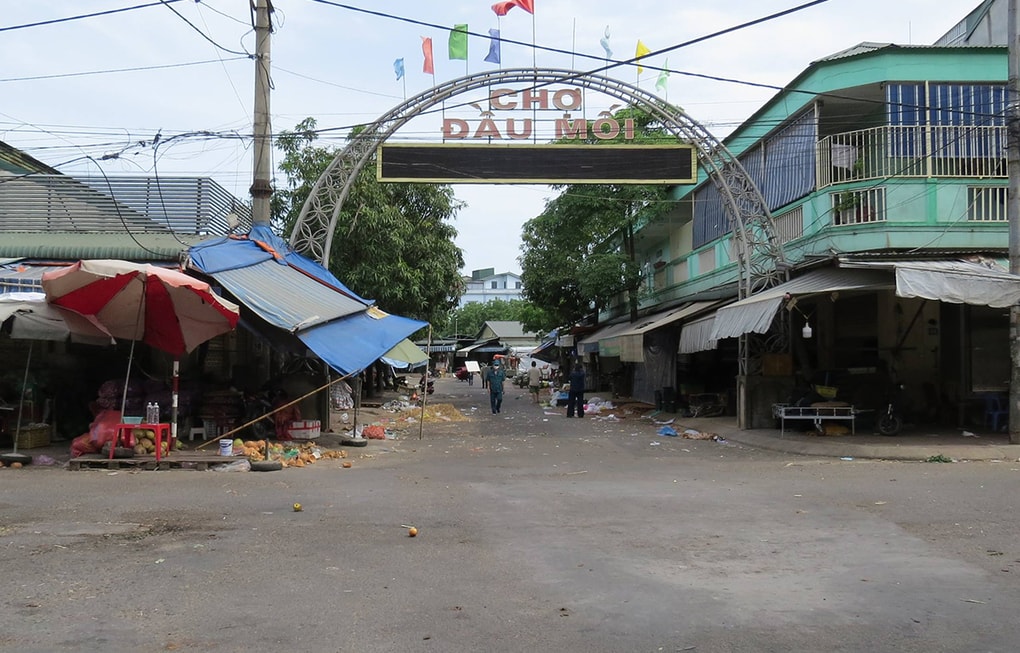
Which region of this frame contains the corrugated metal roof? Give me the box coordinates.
[0,232,200,262]
[0,262,68,293]
[0,142,59,175]
[211,258,368,332]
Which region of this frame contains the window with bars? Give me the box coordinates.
[772,206,804,242]
[967,186,1008,221]
[830,188,886,226]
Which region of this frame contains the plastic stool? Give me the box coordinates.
[187,426,206,442]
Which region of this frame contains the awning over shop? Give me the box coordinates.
[576,320,635,356]
[380,338,429,369]
[190,241,367,332]
[679,313,719,354]
[838,258,1020,308]
[297,307,426,375]
[711,268,892,340]
[530,338,558,362]
[188,226,426,375]
[456,338,503,357]
[419,342,457,353]
[615,300,723,362]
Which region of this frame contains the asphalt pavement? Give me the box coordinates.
[5,375,1020,652]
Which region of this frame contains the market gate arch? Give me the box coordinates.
[289,67,786,305]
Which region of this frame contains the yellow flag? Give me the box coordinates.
[635,39,650,74]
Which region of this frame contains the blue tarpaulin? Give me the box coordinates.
[188,226,426,375]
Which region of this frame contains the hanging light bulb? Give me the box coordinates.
[802,322,813,339]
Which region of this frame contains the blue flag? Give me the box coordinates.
[599,25,612,59]
[394,58,405,81]
[484,28,501,64]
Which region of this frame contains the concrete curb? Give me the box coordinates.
[672,416,1020,462]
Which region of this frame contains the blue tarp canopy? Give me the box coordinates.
[188,226,426,375]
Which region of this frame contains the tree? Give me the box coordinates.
[272,118,465,326]
[519,107,676,331]
[448,299,542,338]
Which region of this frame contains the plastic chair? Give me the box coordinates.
[981,393,1008,432]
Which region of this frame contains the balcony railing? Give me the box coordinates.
[817,125,1007,188]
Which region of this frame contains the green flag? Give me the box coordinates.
[449,24,468,60]
[656,59,670,93]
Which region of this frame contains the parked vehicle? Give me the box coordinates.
[241,389,275,439]
[419,375,435,395]
[877,383,905,436]
[454,366,470,382]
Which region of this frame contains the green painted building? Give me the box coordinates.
[587,37,1019,431]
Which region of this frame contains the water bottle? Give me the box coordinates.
[145,402,154,424]
[153,402,160,424]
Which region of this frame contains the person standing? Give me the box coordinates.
[527,360,543,404]
[566,364,586,418]
[480,362,490,390]
[487,359,506,414]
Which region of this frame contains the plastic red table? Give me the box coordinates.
[111,422,173,462]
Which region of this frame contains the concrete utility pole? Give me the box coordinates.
[1009,0,1020,444]
[251,0,274,226]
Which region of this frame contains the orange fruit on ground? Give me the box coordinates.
[408,526,418,537]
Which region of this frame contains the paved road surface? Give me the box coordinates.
[2,376,1019,652]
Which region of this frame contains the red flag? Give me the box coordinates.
[421,36,434,74]
[491,1,516,15]
[492,0,534,16]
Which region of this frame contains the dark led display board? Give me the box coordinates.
[377,144,697,184]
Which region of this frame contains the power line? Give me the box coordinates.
[0,57,248,84]
[157,0,253,58]
[0,0,185,33]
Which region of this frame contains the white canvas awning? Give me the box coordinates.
[838,258,1020,308]
[711,259,1020,342]
[679,313,719,354]
[576,320,636,356]
[615,301,722,362]
[710,268,893,340]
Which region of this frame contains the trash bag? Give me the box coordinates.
[70,433,101,457]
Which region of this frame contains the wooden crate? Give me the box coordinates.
[15,425,51,449]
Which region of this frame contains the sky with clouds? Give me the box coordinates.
[0,0,982,275]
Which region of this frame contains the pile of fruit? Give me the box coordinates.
[131,428,173,457]
[231,439,348,468]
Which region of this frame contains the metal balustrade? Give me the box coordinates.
[817,125,1007,189]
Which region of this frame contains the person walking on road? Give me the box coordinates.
[527,360,543,404]
[566,364,586,418]
[488,359,506,414]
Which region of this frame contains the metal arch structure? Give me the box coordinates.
[289,67,786,304]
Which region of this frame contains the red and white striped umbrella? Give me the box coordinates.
[42,260,240,433]
[41,259,239,356]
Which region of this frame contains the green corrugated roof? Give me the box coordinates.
[0,232,207,262]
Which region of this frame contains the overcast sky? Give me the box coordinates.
[0,0,981,275]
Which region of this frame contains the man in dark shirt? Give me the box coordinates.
[488,360,506,414]
[566,365,586,418]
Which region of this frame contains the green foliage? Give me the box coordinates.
[925,454,955,463]
[273,118,465,325]
[519,106,675,332]
[448,299,544,338]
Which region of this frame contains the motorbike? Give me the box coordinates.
[418,376,435,395]
[877,383,905,436]
[454,367,470,382]
[241,389,275,439]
